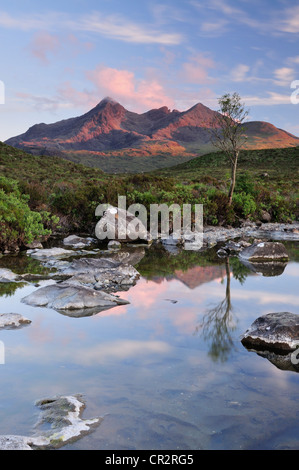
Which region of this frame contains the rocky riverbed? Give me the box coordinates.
[0,221,298,449]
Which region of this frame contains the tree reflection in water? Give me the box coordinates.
[195,258,237,363]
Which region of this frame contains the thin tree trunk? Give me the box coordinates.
[228,152,238,206]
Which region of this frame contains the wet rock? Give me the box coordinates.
[0,313,31,329]
[25,240,43,249]
[0,268,19,283]
[60,257,121,276]
[21,282,129,311]
[63,235,95,248]
[34,394,102,447]
[0,395,102,450]
[239,242,289,262]
[28,247,75,260]
[241,312,299,352]
[67,264,140,291]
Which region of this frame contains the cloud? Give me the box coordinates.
[181,54,216,84]
[244,92,295,106]
[277,5,299,33]
[191,0,299,36]
[274,67,295,86]
[15,91,73,111]
[85,65,175,111]
[231,64,250,82]
[0,10,183,45]
[28,32,60,64]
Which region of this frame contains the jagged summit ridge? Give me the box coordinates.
[5,98,299,158]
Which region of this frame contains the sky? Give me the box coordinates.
[0,0,298,141]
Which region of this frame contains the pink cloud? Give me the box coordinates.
[29,32,60,64]
[182,54,216,84]
[85,65,175,111]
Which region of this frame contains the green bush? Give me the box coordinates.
[233,192,257,218]
[0,176,51,251]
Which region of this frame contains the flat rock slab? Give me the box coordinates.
[0,313,31,329]
[241,312,299,352]
[28,247,75,260]
[0,394,102,450]
[21,282,129,311]
[239,242,289,262]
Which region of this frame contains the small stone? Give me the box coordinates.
[0,313,31,329]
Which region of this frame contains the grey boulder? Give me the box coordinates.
[241,312,299,352]
[21,282,129,312]
[239,242,289,262]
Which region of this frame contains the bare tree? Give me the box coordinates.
[211,92,249,205]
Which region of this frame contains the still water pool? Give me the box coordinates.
[0,242,298,450]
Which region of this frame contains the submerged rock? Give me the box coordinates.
[21,282,129,312]
[241,312,299,352]
[0,435,49,450]
[0,395,102,450]
[34,394,102,447]
[0,313,31,329]
[239,242,289,262]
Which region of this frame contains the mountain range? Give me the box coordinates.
[5,97,299,172]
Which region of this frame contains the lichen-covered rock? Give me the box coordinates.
[241,312,299,352]
[239,242,289,262]
[21,282,129,311]
[0,395,102,450]
[0,313,31,329]
[34,395,102,448]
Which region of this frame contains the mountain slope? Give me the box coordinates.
[5,97,299,172]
